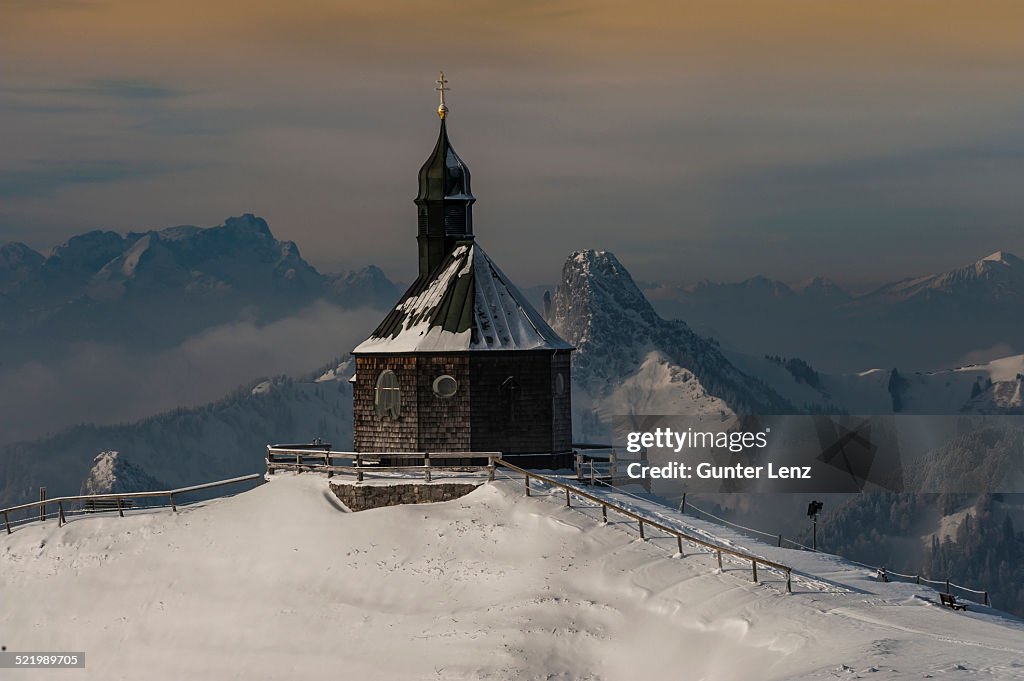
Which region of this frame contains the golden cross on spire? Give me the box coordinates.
[436,71,449,120]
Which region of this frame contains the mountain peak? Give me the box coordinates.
[223,213,272,238]
[980,251,1021,266]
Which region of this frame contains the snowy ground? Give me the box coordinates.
[2,474,1022,680]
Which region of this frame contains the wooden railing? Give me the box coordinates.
[266,446,500,482]
[493,458,794,592]
[1,474,262,535]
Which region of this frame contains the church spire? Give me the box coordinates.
[415,72,475,278]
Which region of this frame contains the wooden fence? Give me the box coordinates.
[266,446,500,482]
[492,457,793,592]
[1,474,262,535]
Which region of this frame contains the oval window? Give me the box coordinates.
[374,370,401,419]
[433,374,458,399]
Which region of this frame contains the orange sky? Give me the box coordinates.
[2,1,1024,284]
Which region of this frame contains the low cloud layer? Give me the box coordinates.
[0,301,379,444]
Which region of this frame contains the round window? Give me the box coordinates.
[433,374,458,399]
[374,370,401,419]
[555,373,566,396]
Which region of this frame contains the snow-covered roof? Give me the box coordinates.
[352,242,572,354]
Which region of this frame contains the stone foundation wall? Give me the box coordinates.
[329,481,482,512]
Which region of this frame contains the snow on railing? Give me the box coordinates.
[1,474,262,536]
[493,458,794,593]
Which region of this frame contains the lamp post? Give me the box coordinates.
[807,500,824,551]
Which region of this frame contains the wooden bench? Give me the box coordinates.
[940,593,968,611]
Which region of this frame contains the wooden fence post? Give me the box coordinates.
[679,493,686,513]
[786,569,792,593]
[639,519,645,540]
[425,452,431,482]
[524,474,530,497]
[169,493,177,512]
[58,501,66,527]
[677,535,683,556]
[601,504,607,523]
[752,560,758,583]
[717,550,723,569]
[778,533,783,547]
[946,579,950,594]
[356,454,364,483]
[116,497,124,518]
[488,457,495,482]
[984,592,989,607]
[590,460,595,485]
[4,510,11,534]
[576,452,583,482]
[39,487,46,522]
[609,449,616,479]
[565,488,570,507]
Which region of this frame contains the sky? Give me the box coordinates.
[2,1,1024,287]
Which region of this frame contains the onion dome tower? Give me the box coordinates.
[415,72,475,277]
[350,73,574,468]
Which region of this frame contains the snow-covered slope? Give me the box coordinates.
[551,250,792,438]
[2,474,1021,680]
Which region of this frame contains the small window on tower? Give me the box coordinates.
[374,370,401,419]
[433,374,458,399]
[555,373,566,396]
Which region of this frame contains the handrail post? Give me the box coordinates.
[984,591,989,607]
[116,497,124,518]
[169,493,177,512]
[639,519,645,540]
[752,559,758,583]
[424,452,431,482]
[4,510,11,534]
[487,456,495,482]
[565,488,570,507]
[677,535,683,556]
[679,493,686,514]
[356,454,363,482]
[778,533,782,547]
[58,501,66,527]
[786,569,792,593]
[39,487,46,523]
[601,504,607,523]
[717,550,723,569]
[946,579,950,594]
[524,474,530,497]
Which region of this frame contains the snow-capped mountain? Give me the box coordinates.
[727,349,1024,415]
[80,450,167,495]
[550,250,793,437]
[865,250,1023,302]
[0,214,397,362]
[645,251,1024,372]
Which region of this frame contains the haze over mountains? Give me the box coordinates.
[0,215,394,443]
[645,250,1024,373]
[0,213,398,362]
